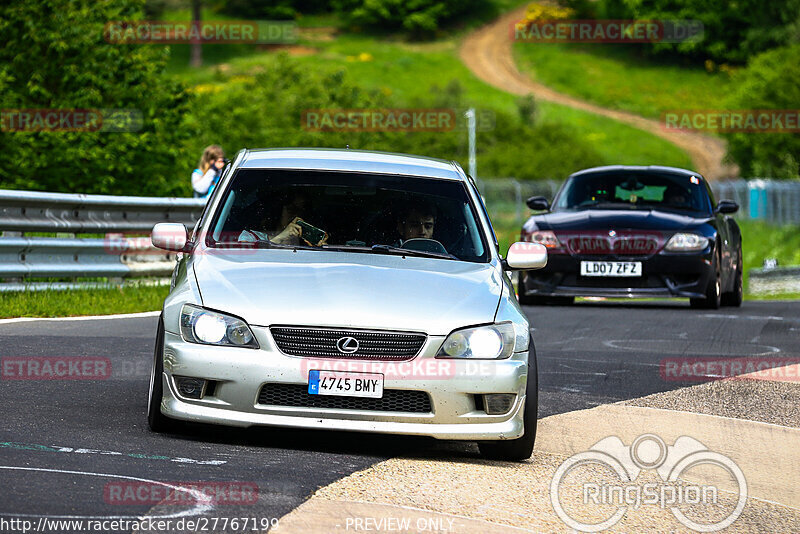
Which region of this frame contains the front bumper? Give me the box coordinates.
[521,250,713,299]
[158,327,530,440]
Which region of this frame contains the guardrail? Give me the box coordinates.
[748,267,800,295]
[2,179,798,291]
[0,189,204,232]
[0,189,205,290]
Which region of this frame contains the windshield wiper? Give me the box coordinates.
[370,244,456,260]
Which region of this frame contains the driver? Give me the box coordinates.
[664,184,689,207]
[396,202,436,244]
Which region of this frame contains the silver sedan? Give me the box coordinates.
[148,148,547,460]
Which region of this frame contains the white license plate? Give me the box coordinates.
[307,370,384,398]
[580,261,642,277]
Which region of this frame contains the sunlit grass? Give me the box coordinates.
[0,284,169,318]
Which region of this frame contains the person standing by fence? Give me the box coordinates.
[191,145,226,199]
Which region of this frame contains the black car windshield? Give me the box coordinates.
[207,169,490,263]
[553,172,711,213]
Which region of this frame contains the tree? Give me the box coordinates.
[724,45,800,178]
[0,0,193,196]
[190,0,203,67]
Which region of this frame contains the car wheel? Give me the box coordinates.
[478,347,538,462]
[721,244,743,307]
[690,252,721,309]
[516,272,538,305]
[148,315,176,432]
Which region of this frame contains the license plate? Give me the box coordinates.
[580,261,642,277]
[307,370,384,398]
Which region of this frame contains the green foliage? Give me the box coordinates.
[214,0,333,19]
[595,0,800,63]
[0,0,193,196]
[724,45,800,178]
[332,0,492,35]
[185,56,603,180]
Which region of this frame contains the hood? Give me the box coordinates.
[191,248,502,335]
[528,209,709,232]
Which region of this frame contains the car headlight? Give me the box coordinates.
[526,230,561,249]
[665,233,709,252]
[436,323,516,360]
[180,304,259,348]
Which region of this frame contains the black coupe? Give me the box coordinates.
[518,166,742,308]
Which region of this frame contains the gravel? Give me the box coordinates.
[624,378,800,428]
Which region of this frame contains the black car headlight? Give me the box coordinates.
[180,304,259,348]
[436,323,516,360]
[665,233,709,252]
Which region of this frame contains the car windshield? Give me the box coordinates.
[207,169,489,263]
[553,172,711,213]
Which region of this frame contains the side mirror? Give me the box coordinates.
[526,196,550,211]
[503,242,548,271]
[716,200,739,214]
[151,223,189,252]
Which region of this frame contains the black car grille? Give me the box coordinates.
[257,383,432,413]
[270,326,426,361]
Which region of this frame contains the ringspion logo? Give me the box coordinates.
[551,434,747,532]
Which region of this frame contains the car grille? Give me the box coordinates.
[257,384,432,413]
[270,326,426,361]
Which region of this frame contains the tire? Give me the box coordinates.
[690,251,721,309]
[478,347,538,461]
[516,272,539,305]
[148,315,176,432]
[516,272,574,306]
[721,244,743,307]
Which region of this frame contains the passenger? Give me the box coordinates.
[191,145,226,199]
[240,192,324,246]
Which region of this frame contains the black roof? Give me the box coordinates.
[569,165,703,180]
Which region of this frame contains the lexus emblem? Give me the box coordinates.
[336,336,359,353]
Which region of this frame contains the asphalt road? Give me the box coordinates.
[0,301,798,532]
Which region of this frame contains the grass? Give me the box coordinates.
[168,31,693,171]
[739,220,800,276]
[513,42,733,120]
[0,284,169,318]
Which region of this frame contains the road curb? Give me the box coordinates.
[537,404,800,508]
[273,402,800,532]
[271,499,536,534]
[0,310,160,324]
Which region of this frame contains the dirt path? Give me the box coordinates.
[460,6,738,179]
